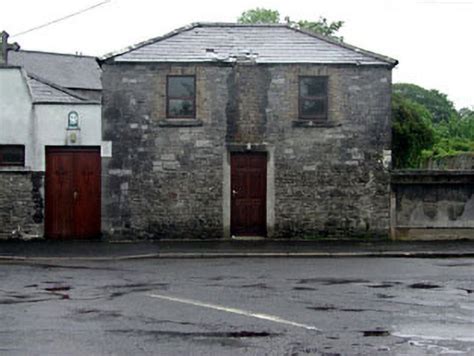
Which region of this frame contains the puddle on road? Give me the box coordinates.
[44,286,71,292]
[375,293,396,299]
[307,305,373,313]
[109,329,276,339]
[297,278,370,285]
[104,282,169,299]
[408,283,441,289]
[293,286,317,291]
[362,330,391,337]
[240,283,273,290]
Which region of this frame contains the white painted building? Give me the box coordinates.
[0,47,105,239]
[0,66,102,171]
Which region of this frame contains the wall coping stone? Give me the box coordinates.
[391,170,474,184]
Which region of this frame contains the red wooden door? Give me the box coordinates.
[231,153,267,236]
[45,147,101,239]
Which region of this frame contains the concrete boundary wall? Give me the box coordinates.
[391,170,474,240]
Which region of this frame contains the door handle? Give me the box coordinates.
[232,189,237,196]
[73,191,78,200]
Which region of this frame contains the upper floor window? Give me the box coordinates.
[167,75,196,118]
[0,145,25,166]
[299,76,328,121]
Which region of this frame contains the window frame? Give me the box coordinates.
[298,76,329,121]
[166,75,196,119]
[0,145,25,167]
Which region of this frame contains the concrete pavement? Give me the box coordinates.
[1,239,474,260]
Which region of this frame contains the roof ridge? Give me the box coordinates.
[194,22,289,27]
[102,22,398,66]
[26,73,99,103]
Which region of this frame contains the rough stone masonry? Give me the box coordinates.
[101,60,392,240]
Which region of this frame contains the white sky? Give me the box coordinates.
[1,0,473,109]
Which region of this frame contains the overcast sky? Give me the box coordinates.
[1,0,473,108]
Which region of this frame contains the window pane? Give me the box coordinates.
[0,145,25,166]
[168,99,194,117]
[300,77,327,96]
[301,99,326,117]
[168,76,195,97]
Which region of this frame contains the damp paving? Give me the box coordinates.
[366,283,395,289]
[71,308,122,321]
[436,262,474,268]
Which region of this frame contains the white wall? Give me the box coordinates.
[34,104,102,171]
[0,67,34,168]
[0,67,102,171]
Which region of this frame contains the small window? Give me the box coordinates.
[167,76,196,118]
[0,145,25,166]
[299,76,328,120]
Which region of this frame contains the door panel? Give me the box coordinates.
[45,147,101,239]
[74,150,101,238]
[45,151,75,238]
[231,153,267,236]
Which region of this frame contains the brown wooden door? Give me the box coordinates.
[231,152,267,236]
[45,147,101,239]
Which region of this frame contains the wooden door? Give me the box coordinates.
[45,147,101,239]
[231,152,267,236]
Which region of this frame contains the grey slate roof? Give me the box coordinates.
[10,50,102,90]
[26,74,98,104]
[105,23,397,66]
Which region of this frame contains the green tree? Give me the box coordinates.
[290,18,344,39]
[392,93,435,168]
[238,8,280,24]
[237,8,344,40]
[393,83,458,123]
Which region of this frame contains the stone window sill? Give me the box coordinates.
[158,118,203,127]
[292,120,341,128]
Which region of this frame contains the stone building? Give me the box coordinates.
[101,23,398,239]
[0,32,104,239]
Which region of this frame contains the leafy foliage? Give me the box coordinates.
[393,83,474,167]
[238,8,280,24]
[237,8,344,40]
[291,18,344,40]
[392,93,435,168]
[421,111,474,159]
[393,83,457,123]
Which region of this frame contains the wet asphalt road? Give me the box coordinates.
[0,257,473,355]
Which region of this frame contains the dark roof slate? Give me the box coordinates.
[10,50,102,90]
[26,74,99,104]
[105,23,397,66]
